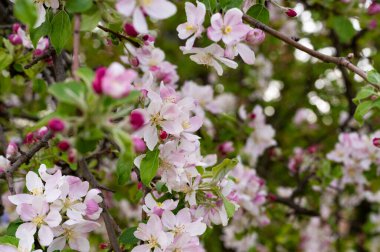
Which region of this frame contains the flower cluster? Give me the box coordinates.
[178,2,265,75]
[133,206,206,252]
[221,162,269,251]
[8,164,102,252]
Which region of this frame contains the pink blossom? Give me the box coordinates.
[116,0,177,33]
[177,1,206,50]
[142,193,178,216]
[6,141,18,158]
[207,8,250,45]
[101,62,137,99]
[368,1,380,15]
[84,189,103,220]
[162,208,206,236]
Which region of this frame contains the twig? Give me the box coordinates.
[72,14,81,81]
[242,15,375,87]
[52,51,66,82]
[24,47,54,69]
[273,196,319,216]
[0,125,7,156]
[97,25,141,47]
[78,159,121,252]
[290,172,315,200]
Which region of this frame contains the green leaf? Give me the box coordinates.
[116,151,134,185]
[329,16,355,43]
[13,0,37,28]
[368,70,380,85]
[103,90,141,109]
[353,86,376,104]
[48,81,87,109]
[222,195,236,218]
[212,158,238,182]
[66,0,93,13]
[247,4,270,25]
[119,227,139,246]
[0,236,19,247]
[219,0,243,9]
[140,148,160,187]
[30,20,51,48]
[80,7,101,31]
[354,100,373,125]
[0,50,13,71]
[200,0,218,12]
[76,67,95,87]
[50,10,72,53]
[6,219,23,236]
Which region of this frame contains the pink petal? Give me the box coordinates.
[38,224,54,246]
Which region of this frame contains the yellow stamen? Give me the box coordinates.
[223,25,232,35]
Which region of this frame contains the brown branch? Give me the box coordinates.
[273,195,319,216]
[0,124,7,156]
[97,25,141,47]
[72,14,81,81]
[52,51,66,82]
[242,15,375,87]
[24,47,54,69]
[78,159,121,252]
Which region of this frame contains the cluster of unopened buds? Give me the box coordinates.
[6,164,103,252]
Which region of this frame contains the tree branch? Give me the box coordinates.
[242,15,375,87]
[78,159,121,252]
[273,195,319,216]
[52,51,66,82]
[24,47,54,69]
[97,25,141,47]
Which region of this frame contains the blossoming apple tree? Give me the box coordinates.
[1,0,380,251]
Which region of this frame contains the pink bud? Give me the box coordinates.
[86,199,100,215]
[92,67,107,94]
[8,34,22,45]
[143,34,155,45]
[218,141,235,155]
[368,2,380,15]
[246,29,265,45]
[249,113,256,120]
[24,132,35,144]
[12,23,21,33]
[124,23,139,37]
[6,141,18,157]
[48,118,65,132]
[57,140,70,151]
[130,57,139,67]
[132,137,146,153]
[33,49,43,57]
[285,9,297,17]
[129,111,145,130]
[159,130,168,140]
[137,181,143,190]
[37,126,49,138]
[267,194,277,202]
[99,243,109,250]
[369,19,377,30]
[373,137,380,148]
[68,149,76,163]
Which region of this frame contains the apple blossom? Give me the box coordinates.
[177,1,206,50]
[207,8,250,45]
[116,0,177,33]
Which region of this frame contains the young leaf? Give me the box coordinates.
[140,148,160,186]
[50,11,72,53]
[353,86,376,105]
[329,16,355,43]
[212,158,238,182]
[0,235,19,247]
[13,0,37,28]
[354,100,373,125]
[30,20,51,48]
[117,151,134,185]
[219,0,243,9]
[119,227,139,246]
[66,0,93,13]
[222,195,236,218]
[368,70,380,85]
[48,81,87,109]
[247,4,270,25]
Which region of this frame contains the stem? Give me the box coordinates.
[97,25,141,47]
[242,14,376,88]
[24,47,54,69]
[72,14,81,81]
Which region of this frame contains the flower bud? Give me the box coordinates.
[37,126,49,138]
[159,130,168,140]
[8,34,22,45]
[124,23,139,37]
[57,140,71,151]
[48,118,65,132]
[137,182,143,190]
[368,2,380,15]
[373,137,380,148]
[92,67,107,94]
[68,149,77,163]
[99,243,109,250]
[285,9,297,17]
[218,141,235,155]
[130,56,139,67]
[246,29,265,46]
[24,132,35,144]
[267,194,277,202]
[12,23,21,33]
[129,110,145,130]
[133,137,146,153]
[6,141,18,157]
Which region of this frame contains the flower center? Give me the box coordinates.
[148,236,158,248]
[150,113,163,126]
[64,228,74,239]
[31,188,43,196]
[186,24,195,31]
[32,215,45,226]
[174,224,185,235]
[182,121,191,130]
[139,0,152,7]
[223,25,232,35]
